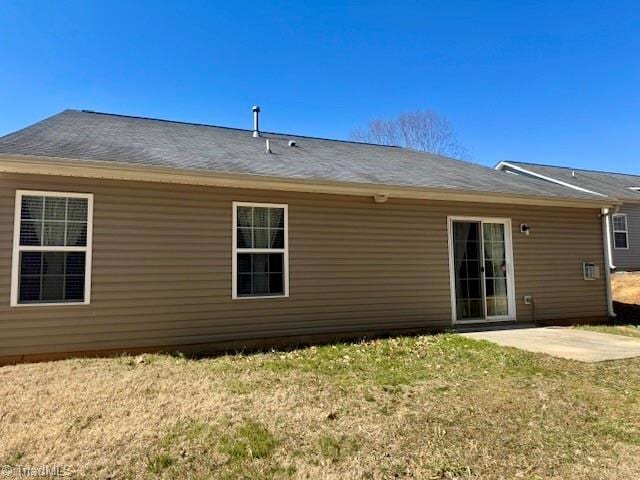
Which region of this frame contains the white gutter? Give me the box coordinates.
[601,207,616,318]
[496,161,609,197]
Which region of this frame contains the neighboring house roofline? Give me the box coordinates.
[495,161,610,198]
[498,159,640,179]
[0,154,618,209]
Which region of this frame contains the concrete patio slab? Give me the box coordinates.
[461,326,640,362]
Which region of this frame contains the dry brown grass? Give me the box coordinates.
[1,335,640,479]
[609,272,640,324]
[612,272,640,305]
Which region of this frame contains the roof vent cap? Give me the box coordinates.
[252,106,260,138]
[288,140,297,147]
[571,170,577,178]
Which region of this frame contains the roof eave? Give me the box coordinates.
[0,154,619,209]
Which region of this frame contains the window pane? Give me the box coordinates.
[269,229,284,249]
[613,216,627,231]
[65,252,86,275]
[237,228,252,249]
[494,297,508,316]
[468,299,484,318]
[237,254,252,274]
[20,221,42,246]
[44,197,67,220]
[253,208,269,229]
[67,198,88,222]
[21,196,43,221]
[270,208,284,229]
[615,232,628,249]
[42,276,64,301]
[251,254,268,274]
[252,273,269,294]
[483,223,504,242]
[237,207,253,228]
[268,253,283,273]
[269,273,284,294]
[20,252,42,275]
[43,222,65,246]
[43,252,65,275]
[66,222,87,247]
[453,222,479,242]
[19,277,41,302]
[253,228,269,248]
[18,252,86,303]
[485,278,495,296]
[236,254,286,297]
[238,274,252,295]
[454,240,480,260]
[64,276,85,301]
[466,260,481,279]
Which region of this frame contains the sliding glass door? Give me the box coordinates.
[450,218,514,322]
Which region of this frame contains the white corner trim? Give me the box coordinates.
[231,201,289,300]
[10,190,94,307]
[495,161,609,198]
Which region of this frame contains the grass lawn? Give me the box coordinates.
[1,335,640,479]
[576,324,640,339]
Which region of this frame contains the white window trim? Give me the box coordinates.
[11,190,94,307]
[232,201,289,300]
[612,213,629,250]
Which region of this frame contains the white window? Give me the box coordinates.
[11,190,93,306]
[583,262,600,280]
[612,214,629,249]
[232,202,288,299]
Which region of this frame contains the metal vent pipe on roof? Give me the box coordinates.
[252,106,260,138]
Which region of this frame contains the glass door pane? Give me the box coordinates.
[452,221,484,320]
[482,223,509,317]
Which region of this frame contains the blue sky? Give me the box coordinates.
[1,1,638,172]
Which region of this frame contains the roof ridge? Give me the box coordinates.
[77,109,401,149]
[507,160,640,179]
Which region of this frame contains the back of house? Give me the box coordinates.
[0,109,617,364]
[497,161,640,271]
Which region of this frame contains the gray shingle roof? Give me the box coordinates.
[503,161,640,203]
[0,110,605,202]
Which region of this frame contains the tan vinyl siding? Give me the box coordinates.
[611,203,640,271]
[0,174,608,360]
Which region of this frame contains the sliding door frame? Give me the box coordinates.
[447,216,517,325]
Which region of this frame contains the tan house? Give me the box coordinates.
[0,109,618,364]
